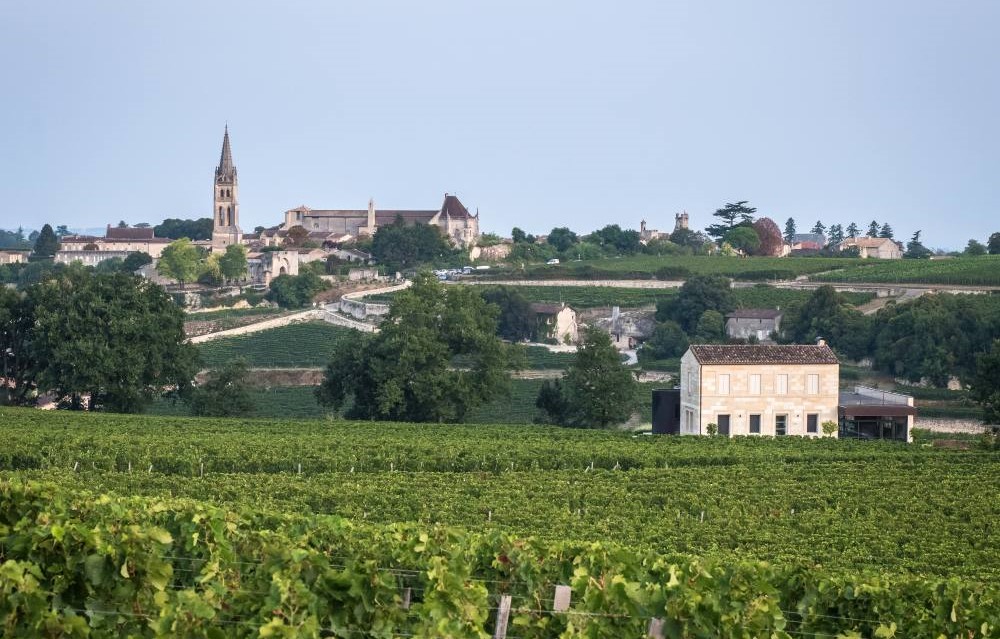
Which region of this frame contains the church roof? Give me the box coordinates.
[216,126,236,181]
[440,194,474,219]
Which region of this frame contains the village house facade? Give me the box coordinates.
[725,309,783,342]
[837,236,902,259]
[530,302,579,344]
[679,343,840,437]
[60,226,172,258]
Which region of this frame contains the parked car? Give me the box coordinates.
[546,258,560,265]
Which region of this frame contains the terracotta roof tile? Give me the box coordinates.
[689,344,838,365]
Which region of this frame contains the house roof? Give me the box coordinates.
[726,308,783,320]
[792,233,826,245]
[530,302,571,315]
[841,236,896,248]
[106,226,156,240]
[688,344,839,365]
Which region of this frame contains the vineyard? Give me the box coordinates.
[810,255,1000,286]
[2,409,998,636]
[197,322,357,368]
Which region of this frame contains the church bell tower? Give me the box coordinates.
[212,125,242,251]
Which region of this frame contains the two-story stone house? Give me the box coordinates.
[679,343,840,437]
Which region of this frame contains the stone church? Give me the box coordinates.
[211,126,243,252]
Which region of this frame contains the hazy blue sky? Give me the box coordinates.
[1,1,997,249]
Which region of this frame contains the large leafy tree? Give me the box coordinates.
[5,269,197,411]
[656,275,735,332]
[32,224,60,258]
[122,251,153,272]
[316,274,516,422]
[779,286,872,361]
[642,320,689,360]
[751,218,783,256]
[706,201,756,241]
[267,270,329,309]
[723,226,760,254]
[153,218,214,241]
[157,238,200,288]
[537,327,637,428]
[480,286,536,342]
[586,225,641,254]
[218,244,248,282]
[189,360,256,417]
[964,239,987,256]
[969,340,1000,425]
[371,216,459,271]
[988,232,1000,255]
[546,227,579,252]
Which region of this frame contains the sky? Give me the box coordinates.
[0,1,997,250]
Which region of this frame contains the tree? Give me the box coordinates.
[267,270,329,309]
[846,222,860,238]
[821,420,838,436]
[117,220,128,228]
[867,221,880,237]
[656,275,734,332]
[706,201,756,240]
[535,379,569,425]
[751,218,783,256]
[879,223,894,239]
[827,224,845,246]
[780,286,872,361]
[8,269,197,412]
[537,327,637,428]
[480,286,536,342]
[286,225,310,247]
[969,340,1000,425]
[642,321,689,360]
[810,221,826,236]
[586,225,642,254]
[904,230,932,259]
[121,251,153,272]
[31,224,60,258]
[988,232,1000,255]
[964,239,987,256]
[693,310,726,342]
[316,274,516,422]
[546,227,579,252]
[217,244,248,282]
[153,218,214,241]
[511,227,528,243]
[370,216,459,271]
[783,218,797,244]
[54,225,70,237]
[156,238,200,288]
[722,226,760,255]
[188,360,256,417]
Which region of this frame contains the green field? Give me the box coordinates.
[1,408,998,635]
[810,255,1000,286]
[197,321,357,368]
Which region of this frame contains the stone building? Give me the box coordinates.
[211,126,242,251]
[725,309,783,342]
[55,250,132,267]
[60,226,171,258]
[837,236,902,259]
[0,250,29,265]
[530,302,579,344]
[281,194,480,248]
[246,250,298,287]
[679,343,840,437]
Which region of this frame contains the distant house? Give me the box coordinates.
[837,236,902,259]
[0,250,29,265]
[725,309,782,342]
[789,233,827,251]
[679,343,840,436]
[530,302,578,344]
[55,250,132,267]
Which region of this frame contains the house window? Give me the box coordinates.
[807,374,819,395]
[776,374,788,395]
[775,414,788,436]
[749,414,761,434]
[749,374,761,395]
[718,374,730,395]
[807,414,819,434]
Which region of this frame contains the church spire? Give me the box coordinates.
[216,125,236,181]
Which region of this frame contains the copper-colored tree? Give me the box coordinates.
[752,217,784,256]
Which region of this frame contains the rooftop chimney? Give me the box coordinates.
[816,337,826,347]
